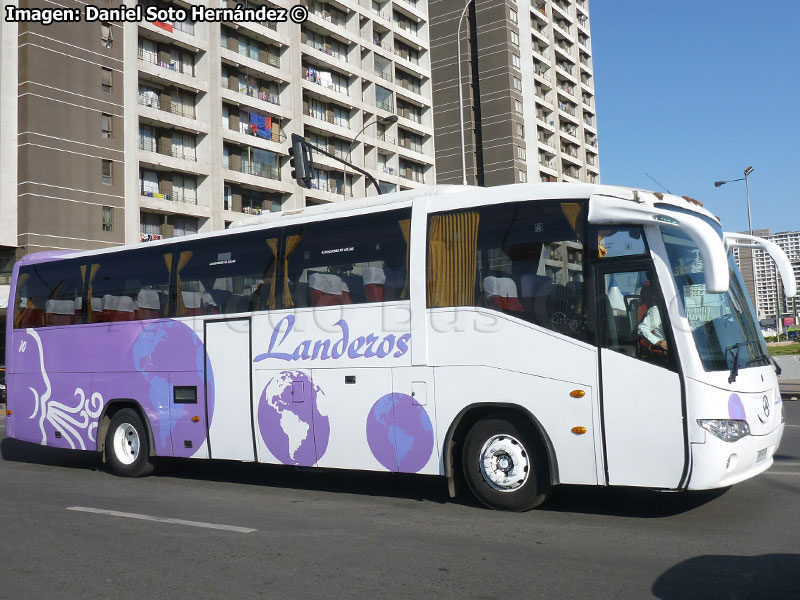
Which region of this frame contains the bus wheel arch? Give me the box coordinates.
[444,404,559,509]
[97,400,157,464]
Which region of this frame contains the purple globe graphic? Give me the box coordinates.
[728,393,746,420]
[257,371,330,466]
[129,320,213,456]
[366,393,434,473]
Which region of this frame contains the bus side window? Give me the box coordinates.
[427,200,587,341]
[283,208,412,308]
[88,247,172,323]
[14,260,85,328]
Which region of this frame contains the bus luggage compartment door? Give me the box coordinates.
[205,318,256,462]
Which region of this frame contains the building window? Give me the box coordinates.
[101,159,112,185]
[510,31,519,47]
[102,206,113,231]
[101,113,112,139]
[516,122,524,137]
[517,145,526,161]
[519,169,527,183]
[512,54,521,70]
[509,8,517,23]
[514,99,523,114]
[101,67,113,93]
[101,22,113,48]
[513,76,522,92]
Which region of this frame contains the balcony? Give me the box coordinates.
[309,178,344,194]
[554,21,572,37]
[138,138,197,162]
[378,164,397,175]
[304,37,347,61]
[303,108,350,129]
[224,78,280,106]
[560,125,578,139]
[534,66,552,83]
[556,81,575,96]
[560,144,579,158]
[303,67,349,96]
[137,50,194,78]
[558,101,576,117]
[305,1,347,27]
[140,189,198,205]
[240,163,280,181]
[138,93,196,120]
[376,131,396,144]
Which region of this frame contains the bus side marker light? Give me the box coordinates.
[571,426,587,435]
[570,390,585,398]
[6,409,11,416]
[191,416,200,423]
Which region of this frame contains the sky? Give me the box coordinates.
[589,0,800,234]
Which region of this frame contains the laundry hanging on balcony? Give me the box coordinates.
[249,113,272,140]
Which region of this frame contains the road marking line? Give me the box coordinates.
[66,507,257,533]
[764,471,800,476]
[785,424,800,428]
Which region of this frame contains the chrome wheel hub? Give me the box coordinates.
[478,434,530,492]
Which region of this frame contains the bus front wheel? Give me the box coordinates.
[462,417,549,511]
[105,408,154,478]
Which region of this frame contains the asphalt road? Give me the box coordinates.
[1,403,799,600]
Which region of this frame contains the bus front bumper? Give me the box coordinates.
[687,422,785,490]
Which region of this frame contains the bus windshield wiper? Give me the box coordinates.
[725,340,760,383]
[725,342,747,383]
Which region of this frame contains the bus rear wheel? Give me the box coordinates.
[462,417,549,511]
[105,408,154,478]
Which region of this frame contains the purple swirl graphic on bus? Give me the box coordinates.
[256,370,329,465]
[253,315,410,363]
[11,320,213,457]
[366,393,434,473]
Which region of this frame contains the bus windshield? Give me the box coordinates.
[660,227,770,373]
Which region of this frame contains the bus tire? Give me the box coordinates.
[462,417,549,511]
[105,408,154,478]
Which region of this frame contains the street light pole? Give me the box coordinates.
[343,114,398,198]
[456,0,472,186]
[714,165,754,235]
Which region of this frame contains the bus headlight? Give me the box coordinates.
[697,419,751,443]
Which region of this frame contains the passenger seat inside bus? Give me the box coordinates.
[520,274,549,314]
[308,272,352,306]
[101,294,135,322]
[45,299,75,326]
[136,289,161,320]
[362,267,386,303]
[482,276,523,312]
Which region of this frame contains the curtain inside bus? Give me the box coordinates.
[427,210,480,307]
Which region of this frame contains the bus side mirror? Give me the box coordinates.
[289,133,313,188]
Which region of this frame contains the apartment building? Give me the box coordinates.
[735,229,800,327]
[0,0,436,350]
[428,0,598,186]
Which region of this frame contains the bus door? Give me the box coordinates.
[593,262,686,488]
[205,317,256,462]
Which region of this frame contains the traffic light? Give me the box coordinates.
[289,133,312,188]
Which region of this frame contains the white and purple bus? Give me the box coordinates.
[4,183,795,511]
